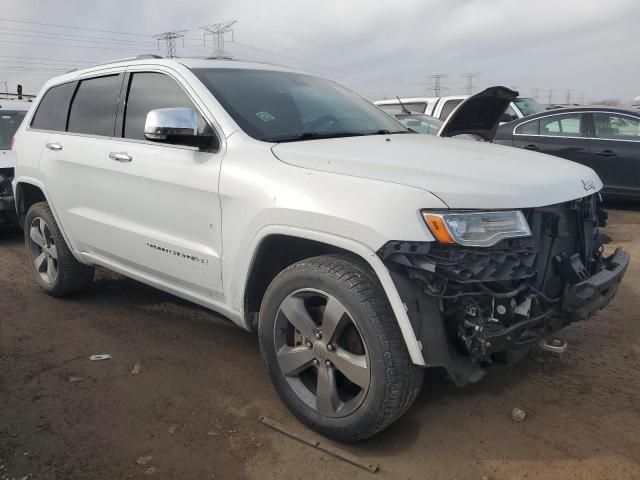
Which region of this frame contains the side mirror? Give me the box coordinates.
[144,107,216,149]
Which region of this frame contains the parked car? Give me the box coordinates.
[13,57,629,441]
[494,106,640,199]
[391,86,517,140]
[0,99,31,225]
[375,93,544,122]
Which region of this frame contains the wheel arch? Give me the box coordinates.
[241,226,426,366]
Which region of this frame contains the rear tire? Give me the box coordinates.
[258,254,423,442]
[24,202,94,297]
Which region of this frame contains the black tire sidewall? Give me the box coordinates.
[259,258,401,441]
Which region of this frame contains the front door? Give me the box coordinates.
[97,70,224,298]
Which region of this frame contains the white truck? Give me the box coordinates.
[12,57,629,441]
[375,94,545,123]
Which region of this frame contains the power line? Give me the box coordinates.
[0,17,152,37]
[0,30,157,46]
[0,39,148,50]
[200,21,236,56]
[0,54,94,64]
[153,30,187,58]
[0,26,157,45]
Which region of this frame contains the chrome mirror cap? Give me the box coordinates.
[144,107,198,141]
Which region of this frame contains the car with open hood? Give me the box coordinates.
[12,57,629,441]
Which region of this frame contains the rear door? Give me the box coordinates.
[38,72,125,252]
[97,69,224,297]
[586,111,640,197]
[511,112,591,164]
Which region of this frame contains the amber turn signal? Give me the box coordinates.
[423,214,454,244]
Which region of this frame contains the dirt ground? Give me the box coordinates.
[1,208,639,480]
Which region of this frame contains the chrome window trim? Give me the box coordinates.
[512,110,640,143]
[26,66,223,152]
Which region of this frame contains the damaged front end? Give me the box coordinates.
[0,167,17,225]
[381,194,629,386]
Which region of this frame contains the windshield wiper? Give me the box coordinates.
[265,132,369,143]
[364,129,414,135]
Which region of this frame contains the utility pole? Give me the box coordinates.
[200,20,237,57]
[153,30,188,57]
[547,89,553,104]
[462,72,480,95]
[578,92,586,104]
[429,74,448,97]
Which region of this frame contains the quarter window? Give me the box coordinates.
[539,114,583,137]
[67,74,123,136]
[30,82,76,131]
[123,72,208,141]
[593,113,640,140]
[515,120,539,135]
[439,99,463,120]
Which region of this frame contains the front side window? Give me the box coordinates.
[593,113,640,141]
[192,68,407,142]
[30,82,76,132]
[123,72,209,141]
[540,113,583,137]
[68,74,122,136]
[0,110,27,149]
[515,119,539,135]
[439,99,463,120]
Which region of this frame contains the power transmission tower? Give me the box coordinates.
[200,21,237,57]
[153,30,188,57]
[531,87,540,100]
[565,89,573,104]
[462,72,480,95]
[429,74,448,96]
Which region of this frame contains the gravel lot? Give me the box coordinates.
[1,208,639,480]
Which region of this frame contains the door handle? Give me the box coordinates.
[595,149,617,157]
[45,142,63,151]
[109,152,133,162]
[523,144,539,151]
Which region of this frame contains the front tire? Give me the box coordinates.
[24,202,94,297]
[259,255,423,442]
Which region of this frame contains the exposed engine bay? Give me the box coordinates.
[380,194,629,385]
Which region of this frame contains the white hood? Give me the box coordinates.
[0,150,15,169]
[272,134,602,209]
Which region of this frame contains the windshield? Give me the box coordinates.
[396,114,443,135]
[0,110,26,150]
[192,68,408,142]
[513,98,545,117]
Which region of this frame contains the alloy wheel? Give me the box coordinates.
[28,217,58,285]
[273,288,371,418]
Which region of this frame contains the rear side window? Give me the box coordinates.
[123,72,206,141]
[540,113,583,137]
[515,119,539,135]
[439,99,463,120]
[30,82,75,131]
[68,74,122,136]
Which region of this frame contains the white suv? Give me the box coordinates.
[13,56,629,441]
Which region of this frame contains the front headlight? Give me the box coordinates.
[422,210,531,247]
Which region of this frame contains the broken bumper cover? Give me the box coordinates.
[562,247,629,320]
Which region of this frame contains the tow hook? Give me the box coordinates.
[538,337,568,353]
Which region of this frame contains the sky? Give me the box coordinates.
[1,0,639,104]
